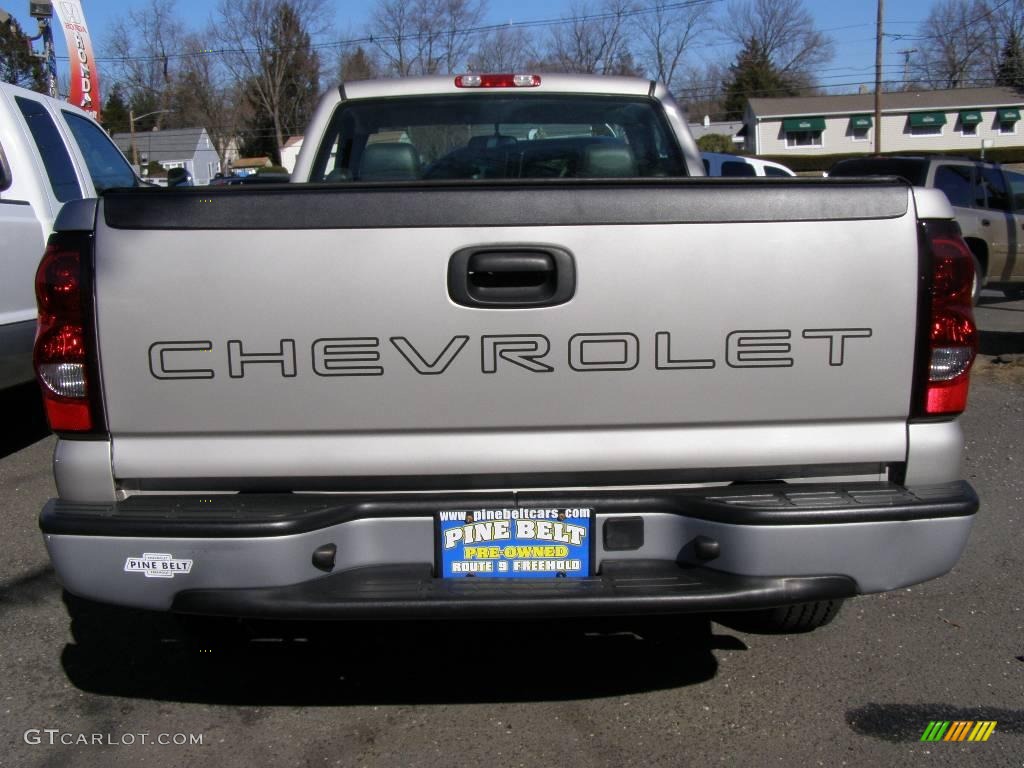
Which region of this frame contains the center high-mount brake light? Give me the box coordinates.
[915,220,978,417]
[34,233,98,433]
[455,74,541,88]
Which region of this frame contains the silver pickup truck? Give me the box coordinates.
[35,74,980,634]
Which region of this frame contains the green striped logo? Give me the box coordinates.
[920,721,997,742]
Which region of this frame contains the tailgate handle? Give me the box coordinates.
[448,246,575,308]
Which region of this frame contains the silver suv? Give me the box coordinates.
[830,155,1024,301]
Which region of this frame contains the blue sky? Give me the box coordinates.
[6,0,934,95]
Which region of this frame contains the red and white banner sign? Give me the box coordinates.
[54,0,101,120]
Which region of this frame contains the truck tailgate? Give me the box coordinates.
[93,181,920,485]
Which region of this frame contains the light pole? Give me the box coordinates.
[28,1,57,98]
[129,109,173,170]
[873,0,883,155]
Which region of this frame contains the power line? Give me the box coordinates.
[63,0,725,64]
[884,0,1015,42]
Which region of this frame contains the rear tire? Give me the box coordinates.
[720,599,844,634]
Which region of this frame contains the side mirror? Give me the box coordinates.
[166,167,193,187]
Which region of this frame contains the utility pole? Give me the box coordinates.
[898,48,918,87]
[129,108,173,170]
[874,0,884,155]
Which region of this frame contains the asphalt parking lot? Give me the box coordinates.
[0,292,1021,768]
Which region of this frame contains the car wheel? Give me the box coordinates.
[971,255,983,304]
[1003,287,1024,300]
[718,599,844,634]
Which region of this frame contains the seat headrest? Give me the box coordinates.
[359,142,421,181]
[579,143,638,178]
[467,135,517,151]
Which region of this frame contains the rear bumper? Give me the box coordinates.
[40,481,978,617]
[172,563,858,620]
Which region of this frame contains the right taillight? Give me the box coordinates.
[915,220,978,417]
[34,233,98,433]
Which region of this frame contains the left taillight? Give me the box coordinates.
[34,232,100,434]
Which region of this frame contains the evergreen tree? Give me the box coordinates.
[722,37,797,121]
[0,15,45,91]
[239,86,278,160]
[101,84,131,134]
[996,30,1024,91]
[338,46,377,82]
[215,0,323,163]
[271,3,320,144]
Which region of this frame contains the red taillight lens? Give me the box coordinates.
[35,246,82,315]
[455,74,541,88]
[34,236,94,432]
[917,221,977,417]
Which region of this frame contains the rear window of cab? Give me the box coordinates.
[310,95,688,183]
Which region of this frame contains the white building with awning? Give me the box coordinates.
[744,87,1024,157]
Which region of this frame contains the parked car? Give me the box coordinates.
[209,172,290,186]
[701,151,796,177]
[0,82,139,391]
[166,167,193,187]
[829,155,1024,301]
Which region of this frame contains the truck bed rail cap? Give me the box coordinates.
[100,180,911,231]
[53,198,97,232]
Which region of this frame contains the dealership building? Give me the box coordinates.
[744,86,1024,157]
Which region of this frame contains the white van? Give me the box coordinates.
[701,151,796,177]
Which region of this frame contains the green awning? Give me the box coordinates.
[959,110,982,125]
[909,112,947,127]
[849,114,873,128]
[782,116,825,132]
[997,107,1021,122]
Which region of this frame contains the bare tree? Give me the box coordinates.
[212,0,328,160]
[174,33,245,165]
[368,0,487,76]
[632,0,712,91]
[910,0,990,88]
[975,0,1024,84]
[368,0,419,76]
[103,0,184,127]
[674,60,729,119]
[543,0,637,75]
[430,0,489,73]
[468,26,538,72]
[719,0,834,86]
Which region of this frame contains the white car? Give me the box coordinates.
[701,151,796,177]
[0,82,139,390]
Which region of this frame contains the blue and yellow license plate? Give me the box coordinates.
[437,507,593,578]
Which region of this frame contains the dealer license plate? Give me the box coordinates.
[437,507,593,578]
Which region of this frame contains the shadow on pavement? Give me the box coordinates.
[60,592,742,705]
[978,329,1024,356]
[0,566,57,613]
[847,703,1024,741]
[976,294,1024,355]
[0,382,50,459]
